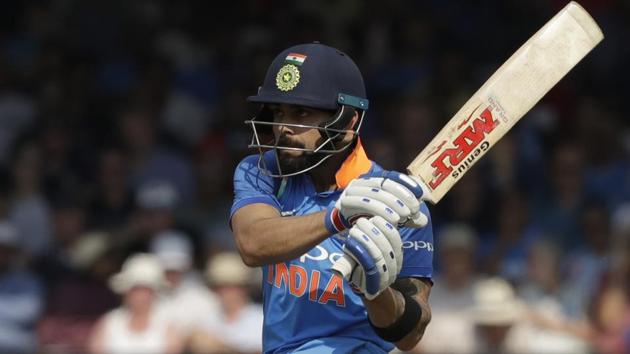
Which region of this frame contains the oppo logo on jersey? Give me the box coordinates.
[402,240,434,252]
[299,245,344,264]
[428,106,499,189]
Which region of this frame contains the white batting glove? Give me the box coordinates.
[340,216,403,300]
[324,171,428,234]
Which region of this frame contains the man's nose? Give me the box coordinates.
[278,123,294,136]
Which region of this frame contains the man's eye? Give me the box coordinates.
[272,110,283,119]
[297,109,309,117]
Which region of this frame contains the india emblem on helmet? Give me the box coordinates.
[276,64,301,91]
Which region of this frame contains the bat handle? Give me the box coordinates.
[331,254,356,280]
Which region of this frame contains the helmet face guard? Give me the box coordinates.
[245,103,367,177]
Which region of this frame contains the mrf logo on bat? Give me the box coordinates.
[427,102,501,190]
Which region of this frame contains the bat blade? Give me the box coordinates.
[332,1,603,280]
[407,1,603,204]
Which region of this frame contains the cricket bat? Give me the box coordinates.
[333,1,603,279]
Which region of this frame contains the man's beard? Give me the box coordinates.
[275,135,324,175]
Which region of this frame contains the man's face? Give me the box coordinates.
[269,104,333,174]
[124,285,156,312]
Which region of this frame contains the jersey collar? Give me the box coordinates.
[335,138,372,189]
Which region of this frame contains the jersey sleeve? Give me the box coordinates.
[398,203,434,279]
[230,153,281,220]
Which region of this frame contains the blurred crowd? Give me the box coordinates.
[0,0,628,353]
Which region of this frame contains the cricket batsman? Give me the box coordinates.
[230,42,434,353]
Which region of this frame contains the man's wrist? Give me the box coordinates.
[363,287,406,328]
[324,206,349,234]
[367,287,422,343]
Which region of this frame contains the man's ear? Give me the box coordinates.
[346,109,360,130]
[341,110,360,143]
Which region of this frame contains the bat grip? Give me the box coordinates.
[331,254,356,280]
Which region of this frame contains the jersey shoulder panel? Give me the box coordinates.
[231,152,281,218]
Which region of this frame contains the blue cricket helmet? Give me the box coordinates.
[247,42,369,112]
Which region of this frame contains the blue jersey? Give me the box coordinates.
[230,142,434,354]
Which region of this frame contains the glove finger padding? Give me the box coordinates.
[349,176,426,227]
[380,171,425,199]
[354,218,397,283]
[336,195,401,225]
[348,178,419,214]
[369,216,403,274]
[346,226,390,293]
[385,173,430,228]
[380,178,421,215]
[342,185,411,220]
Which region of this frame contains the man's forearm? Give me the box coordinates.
[363,278,432,351]
[362,288,406,327]
[233,208,330,267]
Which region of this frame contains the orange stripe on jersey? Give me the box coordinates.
[335,138,372,189]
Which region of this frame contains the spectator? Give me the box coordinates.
[413,223,479,354]
[122,180,181,254]
[181,139,236,253]
[518,240,592,353]
[117,104,196,205]
[533,141,586,251]
[589,286,630,354]
[149,230,220,337]
[0,90,36,164]
[88,253,183,354]
[37,231,119,353]
[562,203,613,319]
[478,191,542,283]
[610,202,630,292]
[189,252,263,354]
[576,98,630,210]
[0,222,44,353]
[34,197,91,288]
[469,277,530,354]
[131,179,179,238]
[7,140,52,258]
[87,148,134,232]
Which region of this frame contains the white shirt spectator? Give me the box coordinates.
[88,253,183,354]
[158,275,220,334]
[200,304,263,353]
[150,230,220,335]
[418,277,478,354]
[189,252,263,354]
[100,307,170,354]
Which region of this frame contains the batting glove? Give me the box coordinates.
[324,171,428,234]
[340,216,403,300]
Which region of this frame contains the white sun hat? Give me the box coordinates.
[109,253,167,294]
[205,252,252,287]
[470,277,524,326]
